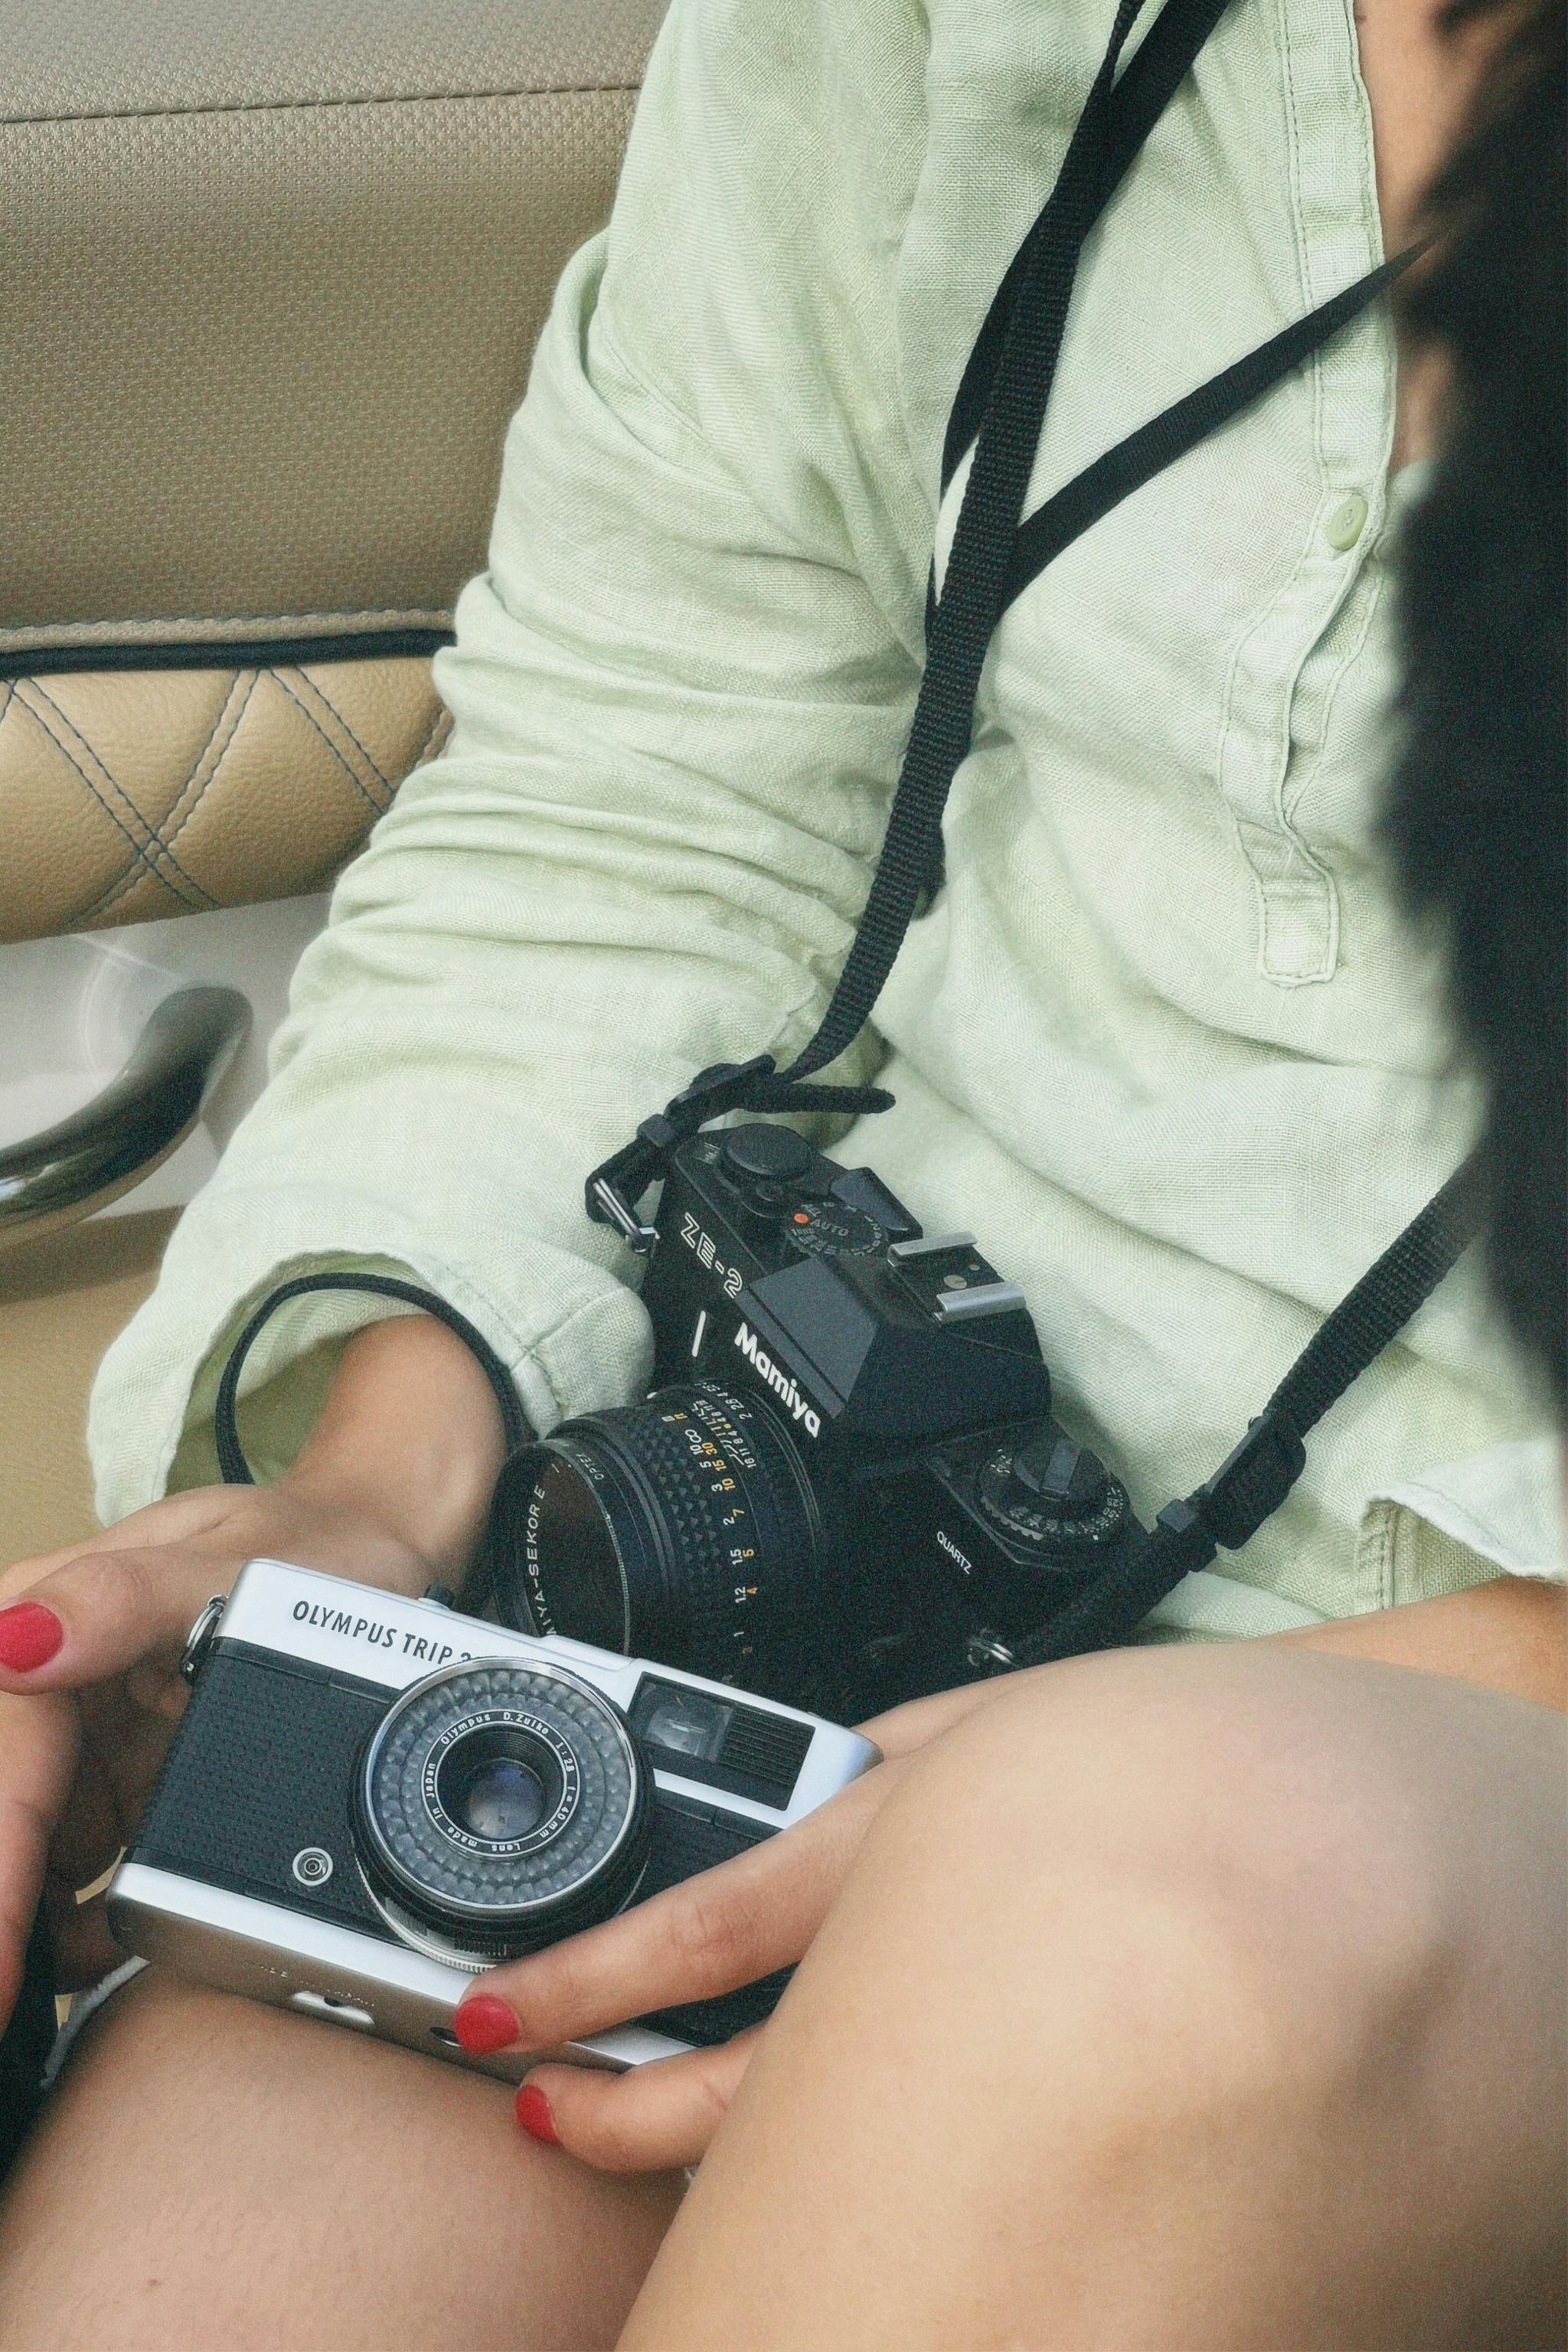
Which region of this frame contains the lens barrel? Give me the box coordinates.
[488,1380,827,1700]
[354,1659,652,1964]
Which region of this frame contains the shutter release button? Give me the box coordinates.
[719,1124,814,1182]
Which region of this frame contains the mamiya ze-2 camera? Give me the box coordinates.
[108,1560,876,2079]
[488,1122,1146,1717]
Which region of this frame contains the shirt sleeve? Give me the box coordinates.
[87,0,929,1521]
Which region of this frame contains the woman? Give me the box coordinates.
[0,0,1563,2340]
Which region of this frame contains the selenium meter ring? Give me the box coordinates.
[354,1660,652,1962]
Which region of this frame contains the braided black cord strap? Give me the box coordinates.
[213,1271,531,1488]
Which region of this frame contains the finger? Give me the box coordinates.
[458,1769,893,2053]
[0,1490,242,1602]
[0,1690,77,2029]
[516,2033,760,2174]
[0,1536,119,1604]
[0,1548,218,1693]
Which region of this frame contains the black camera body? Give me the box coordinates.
[491,1124,1146,1716]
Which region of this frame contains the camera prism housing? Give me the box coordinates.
[107,1559,878,2081]
[490,1123,1149,1717]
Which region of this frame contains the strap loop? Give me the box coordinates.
[585,1055,896,1246]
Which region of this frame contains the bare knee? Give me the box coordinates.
[859,1645,1557,2136]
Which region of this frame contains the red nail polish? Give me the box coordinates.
[0,1602,64,1674]
[451,1994,518,2055]
[515,2082,560,2145]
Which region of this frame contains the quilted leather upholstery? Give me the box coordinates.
[0,0,662,945]
[0,661,450,941]
[2,0,665,662]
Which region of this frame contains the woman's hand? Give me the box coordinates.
[452,1674,1028,2173]
[0,1481,439,2027]
[0,1313,508,2034]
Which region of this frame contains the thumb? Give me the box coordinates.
[0,1548,220,1692]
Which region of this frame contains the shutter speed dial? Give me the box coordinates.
[976,1433,1129,1555]
[785,1200,885,1258]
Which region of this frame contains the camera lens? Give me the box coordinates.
[518,1455,630,1654]
[354,1659,652,1964]
[487,1380,829,1702]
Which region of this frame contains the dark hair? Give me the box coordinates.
[1383,0,1566,1416]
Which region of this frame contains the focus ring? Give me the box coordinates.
[628,1400,760,1679]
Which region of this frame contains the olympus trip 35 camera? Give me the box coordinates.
[488,1123,1147,1717]
[107,1559,877,2080]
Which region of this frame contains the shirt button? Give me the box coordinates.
[1325,492,1370,551]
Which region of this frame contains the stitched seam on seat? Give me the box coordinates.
[162,670,260,845]
[286,668,392,796]
[80,670,263,926]
[22,678,218,906]
[0,607,452,641]
[13,683,215,911]
[408,702,453,769]
[1,81,642,129]
[268,671,387,815]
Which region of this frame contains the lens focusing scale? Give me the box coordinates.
[495,1380,826,1700]
[355,1661,651,1963]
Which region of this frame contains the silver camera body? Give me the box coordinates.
[108,1560,879,2082]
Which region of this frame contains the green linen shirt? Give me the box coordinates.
[90,0,1564,1635]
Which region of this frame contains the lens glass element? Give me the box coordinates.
[436,1727,560,1843]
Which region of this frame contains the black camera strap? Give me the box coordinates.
[587,0,1425,1213]
[583,0,1481,1645]
[997,1152,1478,1667]
[213,1271,530,1485]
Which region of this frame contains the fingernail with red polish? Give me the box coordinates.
[451,1994,518,2055]
[0,1603,64,1674]
[515,2082,560,2145]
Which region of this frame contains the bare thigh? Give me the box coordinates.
[623,1645,1568,2352]
[0,1971,682,2352]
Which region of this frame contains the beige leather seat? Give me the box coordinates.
[0,0,663,1560]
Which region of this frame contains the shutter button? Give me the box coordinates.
[1325,493,1369,551]
[719,1125,813,1183]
